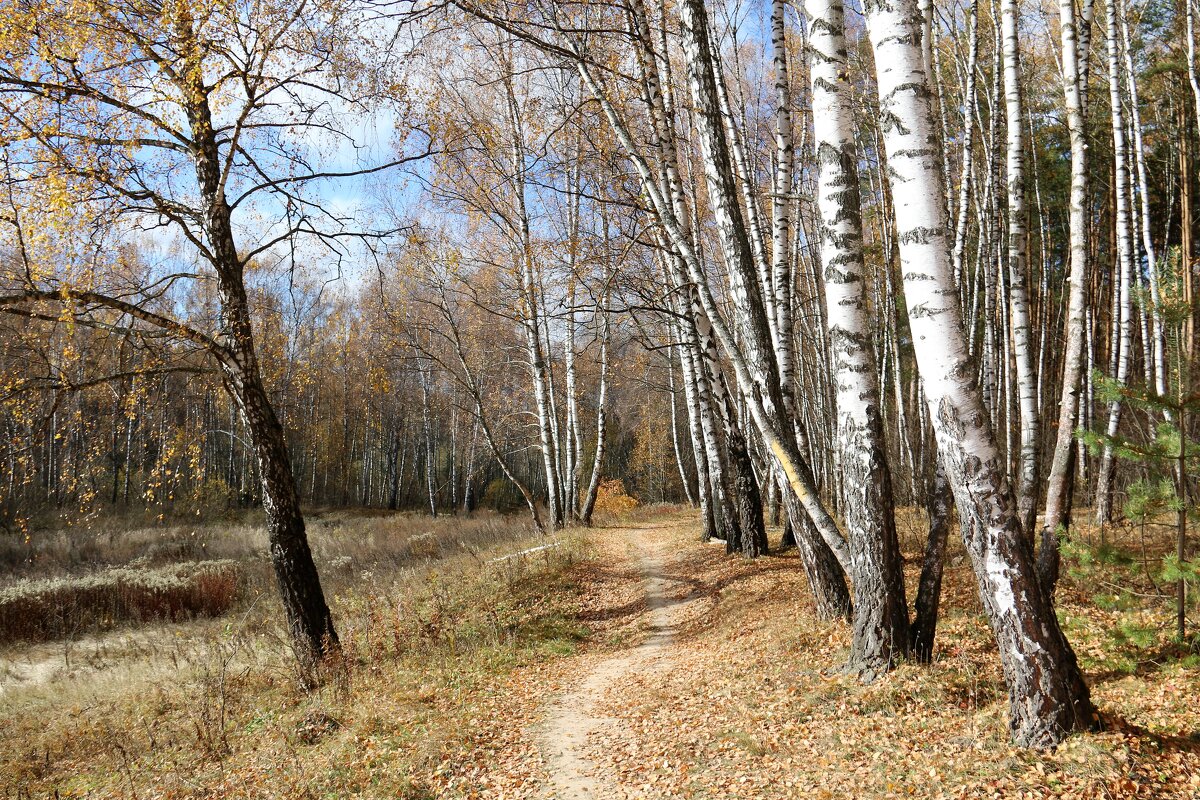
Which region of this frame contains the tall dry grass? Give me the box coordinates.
[0,507,591,798]
[0,560,240,643]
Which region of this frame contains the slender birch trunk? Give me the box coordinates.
[808,0,909,674]
[580,305,610,525]
[1093,0,1136,524]
[1120,3,1165,402]
[673,310,717,537]
[771,0,796,397]
[951,4,980,291]
[862,0,1098,747]
[440,288,545,533]
[999,0,1040,540]
[668,351,698,506]
[1040,0,1092,591]
[503,66,562,529]
[420,360,438,518]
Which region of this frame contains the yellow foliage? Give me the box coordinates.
[593,479,639,515]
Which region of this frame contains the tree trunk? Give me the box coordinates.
[1093,0,1137,525]
[1000,0,1041,541]
[910,462,953,663]
[180,34,336,672]
[807,0,909,674]
[580,306,610,526]
[862,0,1098,747]
[1040,0,1093,592]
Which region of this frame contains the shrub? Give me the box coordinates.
[593,479,639,515]
[0,560,240,643]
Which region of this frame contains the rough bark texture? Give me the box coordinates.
[808,0,909,675]
[862,0,1098,747]
[179,29,337,672]
[910,462,952,663]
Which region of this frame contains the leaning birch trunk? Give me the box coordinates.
[672,309,717,537]
[1000,0,1040,541]
[808,0,909,675]
[676,0,827,563]
[1040,0,1092,592]
[181,48,336,673]
[580,306,610,526]
[570,11,849,615]
[862,0,1098,747]
[441,290,545,533]
[1093,0,1137,524]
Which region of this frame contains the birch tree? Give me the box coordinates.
[807,0,909,674]
[861,0,1098,746]
[0,0,421,670]
[1040,0,1094,591]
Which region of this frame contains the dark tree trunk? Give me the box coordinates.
[781,490,851,621]
[178,24,338,674]
[239,377,339,670]
[779,516,795,549]
[1038,444,1075,595]
[910,463,953,663]
[727,427,768,558]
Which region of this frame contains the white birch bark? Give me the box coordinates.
[1093,0,1136,524]
[950,4,980,292]
[569,10,851,612]
[1039,0,1092,589]
[1119,0,1167,402]
[1188,0,1200,138]
[579,305,610,525]
[862,0,1097,747]
[420,358,438,518]
[503,66,563,529]
[668,349,698,506]
[1000,0,1040,540]
[770,0,797,408]
[808,0,910,673]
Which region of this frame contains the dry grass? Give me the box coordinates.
[0,507,597,798]
[2,503,1193,799]
[0,560,240,643]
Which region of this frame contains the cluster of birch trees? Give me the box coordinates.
[1,0,1197,748]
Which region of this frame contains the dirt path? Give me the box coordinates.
[537,522,690,799]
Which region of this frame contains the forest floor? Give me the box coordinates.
[2,508,1198,798]
[460,512,1200,800]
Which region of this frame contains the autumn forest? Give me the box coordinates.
[1,0,1199,795]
